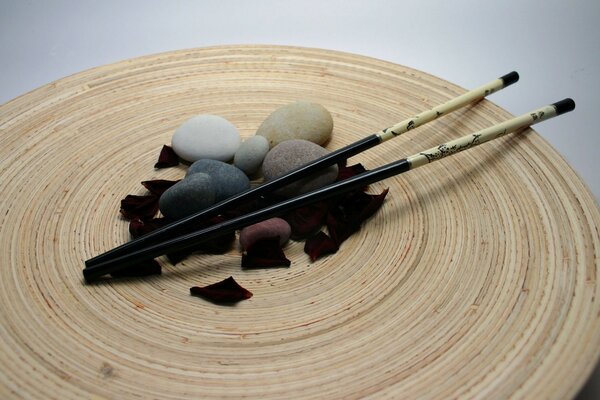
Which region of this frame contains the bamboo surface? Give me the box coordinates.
[0,45,598,399]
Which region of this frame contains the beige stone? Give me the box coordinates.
[257,101,333,148]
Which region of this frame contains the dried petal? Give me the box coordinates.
[327,188,389,246]
[190,276,253,303]
[197,215,236,254]
[283,201,330,240]
[242,237,291,269]
[336,162,367,182]
[120,194,159,221]
[110,259,161,278]
[304,231,339,262]
[154,145,179,168]
[141,179,180,197]
[129,217,169,238]
[166,215,236,265]
[166,250,190,265]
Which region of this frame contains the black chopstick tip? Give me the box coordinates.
[552,98,575,115]
[82,267,96,283]
[500,71,519,87]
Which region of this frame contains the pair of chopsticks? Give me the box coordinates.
[83,71,575,282]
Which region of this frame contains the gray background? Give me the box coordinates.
[1,1,599,398]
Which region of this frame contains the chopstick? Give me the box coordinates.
[84,72,519,270]
[82,98,575,282]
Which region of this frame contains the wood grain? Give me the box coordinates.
[0,45,598,399]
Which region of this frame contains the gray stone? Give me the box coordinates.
[159,173,215,220]
[239,218,292,251]
[233,135,270,176]
[256,101,334,148]
[171,114,241,162]
[186,159,250,202]
[262,139,338,198]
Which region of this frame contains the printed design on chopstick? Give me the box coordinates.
[419,133,482,163]
[530,111,545,121]
[494,128,509,139]
[384,115,420,137]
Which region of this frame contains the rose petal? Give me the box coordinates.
[304,231,339,262]
[283,201,330,240]
[242,237,291,269]
[166,230,236,265]
[190,276,253,303]
[166,250,190,265]
[141,179,180,197]
[120,194,159,221]
[197,215,236,254]
[154,145,179,168]
[110,259,161,278]
[327,188,389,246]
[166,215,236,265]
[129,217,169,238]
[336,162,367,182]
[354,188,389,221]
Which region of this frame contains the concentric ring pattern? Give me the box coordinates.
[0,45,598,399]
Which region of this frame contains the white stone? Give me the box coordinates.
[171,115,241,163]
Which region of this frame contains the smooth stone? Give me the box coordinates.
[186,159,250,202]
[159,173,215,220]
[233,135,270,176]
[171,114,241,163]
[262,139,338,198]
[239,218,291,251]
[256,101,333,148]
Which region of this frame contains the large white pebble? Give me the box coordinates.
[171,115,241,163]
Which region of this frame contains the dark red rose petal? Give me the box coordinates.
[165,215,236,265]
[353,188,389,221]
[129,217,169,238]
[141,179,180,197]
[166,250,190,265]
[336,162,367,182]
[283,201,330,240]
[190,276,253,303]
[120,194,159,221]
[200,230,236,254]
[196,215,236,254]
[304,231,339,262]
[154,145,179,168]
[110,259,161,278]
[242,237,291,269]
[327,188,389,246]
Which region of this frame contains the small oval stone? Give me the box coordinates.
[239,218,292,251]
[262,139,338,198]
[256,101,333,148]
[159,173,215,220]
[233,135,270,176]
[171,115,241,162]
[186,159,250,202]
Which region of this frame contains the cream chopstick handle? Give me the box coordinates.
[377,72,519,142]
[407,99,574,169]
